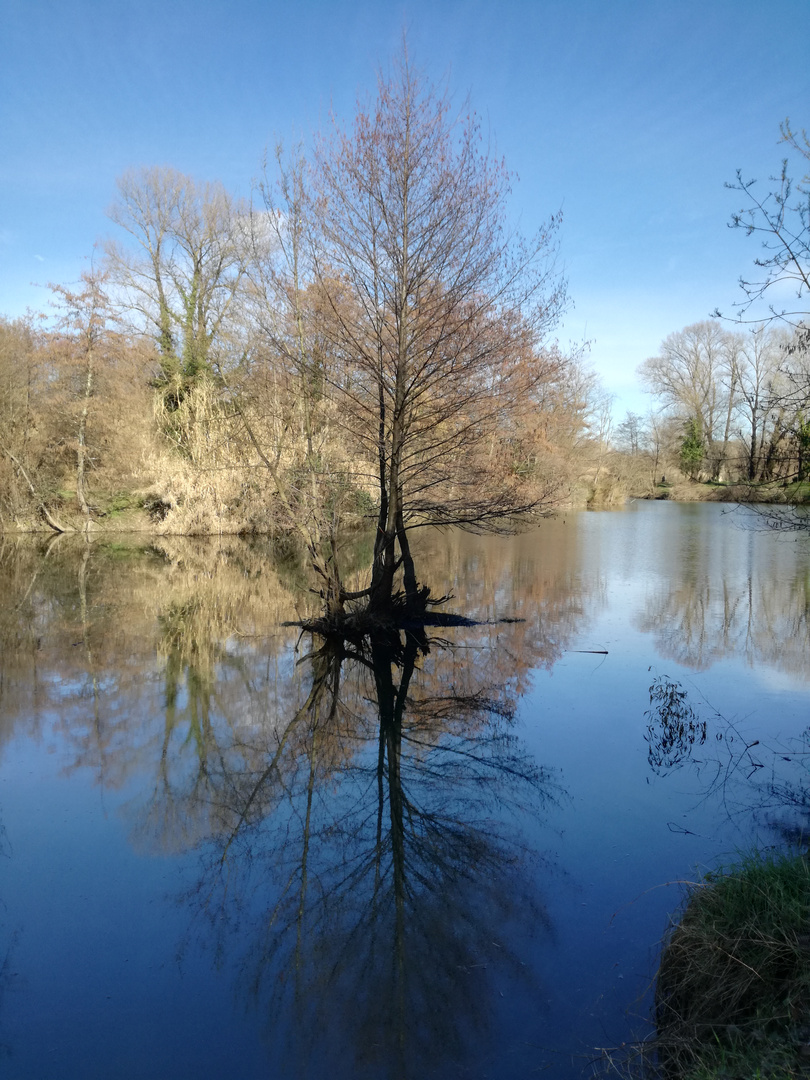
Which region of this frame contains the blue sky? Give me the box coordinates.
[1,0,808,418]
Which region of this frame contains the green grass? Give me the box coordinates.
[104,491,137,515]
[782,481,810,502]
[654,850,810,1079]
[96,540,149,560]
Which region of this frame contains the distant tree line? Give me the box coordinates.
[621,120,810,492]
[631,319,810,485]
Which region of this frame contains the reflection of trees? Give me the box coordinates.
[0,524,589,787]
[0,528,586,1077]
[636,530,810,678]
[0,535,305,849]
[410,524,602,690]
[639,573,810,675]
[184,627,558,1080]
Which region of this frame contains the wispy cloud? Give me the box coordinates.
[33,254,45,262]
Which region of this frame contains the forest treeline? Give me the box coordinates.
[0,62,620,545]
[616,120,810,496]
[3,70,808,554]
[0,289,609,535]
[610,319,810,490]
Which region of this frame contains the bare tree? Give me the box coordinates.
[48,271,112,523]
[105,167,252,403]
[717,122,810,523]
[721,120,810,335]
[729,325,785,480]
[308,49,568,617]
[614,411,646,455]
[645,409,680,485]
[638,321,738,479]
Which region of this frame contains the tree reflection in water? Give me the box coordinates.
[182,623,558,1079]
[3,513,810,1076]
[634,528,810,679]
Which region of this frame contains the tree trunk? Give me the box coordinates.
[748,403,759,481]
[0,444,69,532]
[718,365,737,482]
[76,343,94,520]
[369,524,398,614]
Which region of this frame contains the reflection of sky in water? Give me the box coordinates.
[753,665,810,694]
[0,505,809,1078]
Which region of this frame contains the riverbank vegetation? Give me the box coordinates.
[602,851,810,1080]
[651,850,810,1080]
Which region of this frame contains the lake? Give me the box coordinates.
[1,501,809,1079]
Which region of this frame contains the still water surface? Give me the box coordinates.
[1,501,809,1079]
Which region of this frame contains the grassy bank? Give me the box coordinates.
[652,851,810,1079]
[646,479,810,505]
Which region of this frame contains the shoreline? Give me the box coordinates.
[2,482,808,535]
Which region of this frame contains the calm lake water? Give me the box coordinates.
[1,501,809,1079]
